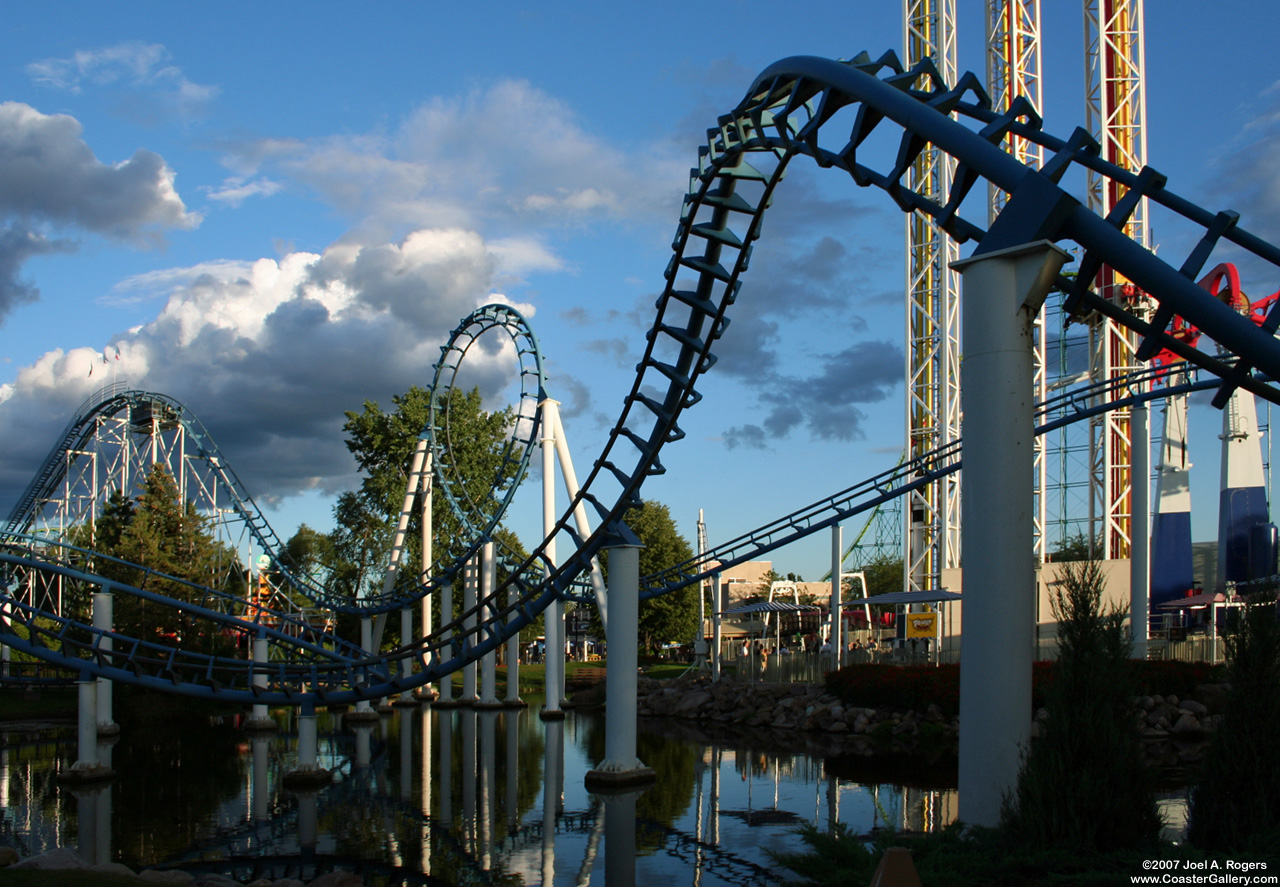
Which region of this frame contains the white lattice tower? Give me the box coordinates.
[1084,0,1151,560]
[903,0,961,593]
[986,0,1046,560]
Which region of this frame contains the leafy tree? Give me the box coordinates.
[861,553,904,597]
[327,385,518,601]
[602,500,697,654]
[299,385,526,648]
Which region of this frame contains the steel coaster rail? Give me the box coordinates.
[641,363,1223,597]
[7,52,1280,706]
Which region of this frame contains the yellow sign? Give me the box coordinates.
[905,612,938,639]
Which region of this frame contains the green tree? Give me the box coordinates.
[305,385,526,648]
[860,553,904,597]
[603,500,697,654]
[94,464,241,649]
[1048,531,1101,562]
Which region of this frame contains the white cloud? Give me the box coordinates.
[0,228,534,509]
[229,79,686,235]
[26,41,219,118]
[203,176,284,207]
[0,102,198,320]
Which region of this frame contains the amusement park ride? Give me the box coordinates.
[3,2,1280,826]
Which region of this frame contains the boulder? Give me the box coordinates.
[139,870,197,884]
[308,873,365,887]
[10,848,88,870]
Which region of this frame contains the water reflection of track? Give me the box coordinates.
[5,52,1280,707]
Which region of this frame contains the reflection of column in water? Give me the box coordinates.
[826,774,839,834]
[541,719,564,886]
[711,745,720,846]
[296,790,319,866]
[252,736,270,822]
[504,711,519,830]
[355,725,372,770]
[401,710,414,802]
[693,749,705,887]
[603,790,641,887]
[437,708,453,832]
[461,709,477,851]
[479,710,496,870]
[73,788,97,865]
[420,705,433,876]
[94,783,111,865]
[575,798,605,887]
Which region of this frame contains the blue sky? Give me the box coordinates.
[1,2,1279,580]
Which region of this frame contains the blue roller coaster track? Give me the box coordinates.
[2,51,1279,707]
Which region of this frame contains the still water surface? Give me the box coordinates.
[0,693,956,885]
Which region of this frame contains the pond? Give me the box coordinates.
[0,689,1185,885]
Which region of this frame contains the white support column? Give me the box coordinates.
[246,633,276,730]
[461,557,478,705]
[438,558,454,706]
[478,541,501,708]
[585,541,655,790]
[505,578,523,706]
[830,525,843,669]
[421,451,437,700]
[711,573,723,682]
[1131,398,1150,659]
[541,399,566,720]
[602,790,642,887]
[954,240,1070,828]
[91,592,117,736]
[350,617,377,721]
[64,674,113,781]
[282,703,331,788]
[548,404,607,629]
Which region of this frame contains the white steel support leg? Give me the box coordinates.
[548,403,607,630]
[478,542,500,708]
[541,399,566,719]
[585,542,655,790]
[505,577,522,706]
[830,525,843,669]
[92,592,117,735]
[439,559,454,706]
[351,617,375,719]
[1131,398,1150,659]
[282,703,330,787]
[71,676,101,774]
[711,573,722,682]
[421,451,436,699]
[246,634,276,730]
[954,240,1070,828]
[462,558,478,704]
[400,607,413,682]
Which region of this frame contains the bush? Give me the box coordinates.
[1000,559,1160,852]
[825,663,960,715]
[1187,592,1280,853]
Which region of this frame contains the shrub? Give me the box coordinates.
[825,663,960,715]
[1187,591,1280,853]
[1000,559,1160,852]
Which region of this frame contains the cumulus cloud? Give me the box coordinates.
[226,79,687,234]
[722,339,903,448]
[0,228,530,509]
[0,102,198,320]
[26,41,219,119]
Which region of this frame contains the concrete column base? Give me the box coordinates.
[391,694,420,708]
[375,700,395,714]
[281,766,332,789]
[584,763,656,792]
[95,722,120,737]
[539,707,567,721]
[58,763,116,784]
[502,698,528,709]
[243,717,278,733]
[345,706,380,723]
[473,699,505,711]
[413,686,439,702]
